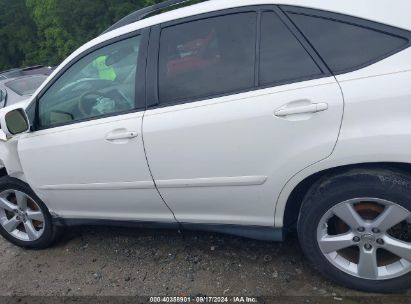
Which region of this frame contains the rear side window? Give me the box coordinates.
[260,12,322,86]
[286,11,410,73]
[158,13,257,104]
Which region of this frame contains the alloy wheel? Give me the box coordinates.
[0,189,45,242]
[317,198,411,280]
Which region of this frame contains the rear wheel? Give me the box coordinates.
[298,168,411,292]
[0,176,59,249]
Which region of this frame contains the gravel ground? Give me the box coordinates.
[0,226,409,302]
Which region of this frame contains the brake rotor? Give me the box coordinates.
[333,201,400,266]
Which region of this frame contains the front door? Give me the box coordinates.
[17,32,174,223]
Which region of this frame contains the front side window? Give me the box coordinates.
[38,35,141,129]
[158,13,257,105]
[286,10,409,73]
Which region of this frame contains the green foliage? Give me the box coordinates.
[0,0,38,70]
[0,0,195,71]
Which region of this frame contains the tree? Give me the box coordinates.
[0,0,38,70]
[25,0,76,66]
[0,0,204,71]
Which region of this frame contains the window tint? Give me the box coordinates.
[260,12,321,86]
[158,13,257,104]
[288,12,409,73]
[38,36,141,128]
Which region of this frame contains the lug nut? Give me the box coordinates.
[364,244,372,250]
[372,228,380,234]
[353,236,361,242]
[358,227,365,232]
[377,238,384,245]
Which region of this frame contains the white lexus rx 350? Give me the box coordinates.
[0,0,410,292]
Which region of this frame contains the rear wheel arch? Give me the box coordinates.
[283,162,411,231]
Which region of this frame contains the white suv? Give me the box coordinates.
[0,0,410,293]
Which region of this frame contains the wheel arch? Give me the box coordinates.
[281,162,411,232]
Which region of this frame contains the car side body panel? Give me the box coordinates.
[17,112,175,222]
[275,48,411,227]
[0,0,409,232]
[143,77,344,226]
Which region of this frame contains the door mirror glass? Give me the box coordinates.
[4,108,29,135]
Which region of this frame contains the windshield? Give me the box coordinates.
[5,75,48,96]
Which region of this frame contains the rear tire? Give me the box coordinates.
[298,168,411,293]
[0,176,60,249]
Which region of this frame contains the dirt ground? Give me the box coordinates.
[0,226,409,302]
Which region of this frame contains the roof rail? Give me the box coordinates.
[102,0,192,34]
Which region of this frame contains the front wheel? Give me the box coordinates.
[298,168,411,293]
[0,176,60,249]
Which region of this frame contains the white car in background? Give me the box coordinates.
[0,66,53,108]
[0,75,48,108]
[0,0,410,293]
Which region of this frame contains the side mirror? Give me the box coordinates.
[0,108,29,139]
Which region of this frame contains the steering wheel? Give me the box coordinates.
[78,91,112,117]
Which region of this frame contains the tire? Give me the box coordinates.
[298,167,411,293]
[0,176,60,249]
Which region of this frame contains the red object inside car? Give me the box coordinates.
[167,30,221,76]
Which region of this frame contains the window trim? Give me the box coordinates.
[280,5,411,75]
[31,28,149,132]
[0,89,5,104]
[146,5,330,110]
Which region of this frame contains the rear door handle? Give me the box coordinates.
[105,131,138,141]
[275,103,328,117]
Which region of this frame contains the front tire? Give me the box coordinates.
[0,176,59,249]
[298,168,411,293]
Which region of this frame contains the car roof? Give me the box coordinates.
[0,74,47,85]
[0,66,53,79]
[117,0,411,32]
[94,0,411,52]
[34,0,410,104]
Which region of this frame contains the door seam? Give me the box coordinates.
[273,76,346,227]
[141,110,181,227]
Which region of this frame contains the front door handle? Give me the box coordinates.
[275,102,328,117]
[105,131,138,141]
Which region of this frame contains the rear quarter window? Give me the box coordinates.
[283,7,410,74]
[259,11,322,86]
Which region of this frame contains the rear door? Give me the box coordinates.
[142,7,344,227]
